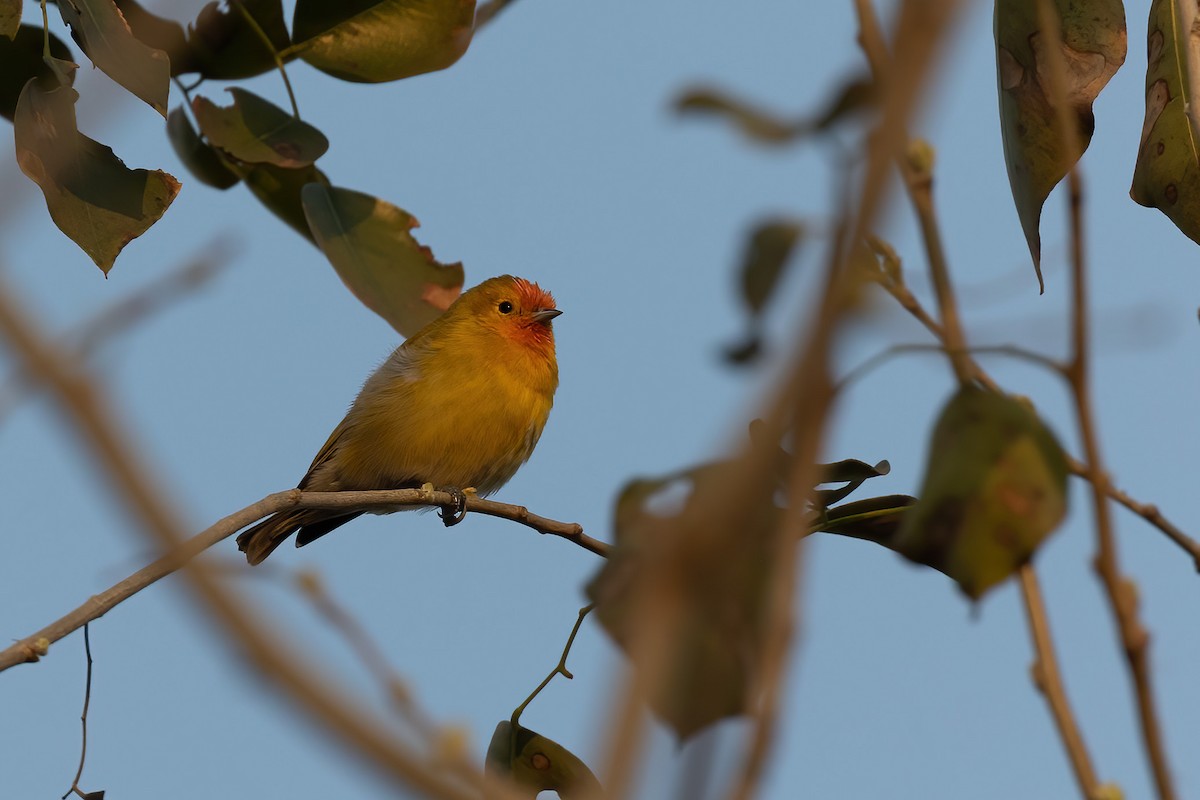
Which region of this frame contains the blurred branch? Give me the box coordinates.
[0,273,513,800]
[0,487,601,673]
[0,251,230,422]
[1018,566,1102,800]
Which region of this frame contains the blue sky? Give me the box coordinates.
[2,1,1198,798]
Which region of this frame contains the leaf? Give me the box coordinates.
[192,88,328,168]
[291,0,476,83]
[15,79,180,273]
[301,184,464,336]
[586,457,778,740]
[1130,0,1200,246]
[58,0,171,116]
[485,722,601,799]
[813,457,890,507]
[724,219,804,365]
[244,162,327,241]
[894,387,1069,600]
[166,106,239,189]
[1,0,20,40]
[676,87,799,145]
[995,0,1126,290]
[0,25,75,121]
[810,494,917,549]
[186,0,292,80]
[111,0,193,73]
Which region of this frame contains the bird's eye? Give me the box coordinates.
[498,301,514,314]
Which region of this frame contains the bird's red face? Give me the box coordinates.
[488,277,560,355]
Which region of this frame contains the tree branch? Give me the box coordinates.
[0,488,602,673]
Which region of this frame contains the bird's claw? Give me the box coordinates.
[439,487,469,527]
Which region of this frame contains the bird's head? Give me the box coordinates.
[462,275,560,357]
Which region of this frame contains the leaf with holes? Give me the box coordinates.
[58,0,171,116]
[291,0,475,83]
[587,456,779,740]
[15,80,180,273]
[1130,0,1200,246]
[0,25,75,121]
[894,387,1068,600]
[192,88,327,168]
[166,106,239,189]
[302,184,464,336]
[485,722,600,799]
[995,0,1126,291]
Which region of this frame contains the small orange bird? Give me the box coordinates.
[237,275,561,564]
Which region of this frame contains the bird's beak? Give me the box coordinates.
[532,308,562,323]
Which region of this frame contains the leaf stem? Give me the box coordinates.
[509,604,594,732]
[230,0,300,119]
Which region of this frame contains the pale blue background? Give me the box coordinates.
[2,1,1198,798]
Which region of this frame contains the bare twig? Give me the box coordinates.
[61,624,99,800]
[510,604,594,729]
[0,487,602,673]
[1018,566,1102,799]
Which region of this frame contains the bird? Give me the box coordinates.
[236,275,561,564]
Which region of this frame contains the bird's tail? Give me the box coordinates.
[236,510,362,565]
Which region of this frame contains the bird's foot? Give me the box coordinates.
[439,487,469,527]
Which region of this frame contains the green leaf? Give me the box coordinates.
[587,457,778,740]
[894,387,1069,600]
[291,0,476,83]
[301,184,465,336]
[166,106,239,189]
[0,25,75,121]
[1130,0,1200,246]
[995,0,1126,291]
[58,0,171,116]
[810,494,917,549]
[485,722,601,799]
[111,0,193,74]
[244,162,327,241]
[15,80,180,273]
[1,0,20,40]
[186,0,292,80]
[192,88,328,168]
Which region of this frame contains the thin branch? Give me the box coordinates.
[61,624,98,800]
[230,0,300,118]
[0,488,601,673]
[1018,566,1102,799]
[510,604,594,730]
[838,342,1064,391]
[1034,1,1176,794]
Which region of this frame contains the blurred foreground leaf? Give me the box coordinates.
[301,184,464,336]
[15,80,179,273]
[166,106,240,189]
[291,0,475,83]
[193,88,328,168]
[894,387,1068,600]
[485,721,601,799]
[725,219,804,364]
[58,0,171,116]
[995,0,1125,290]
[587,458,777,740]
[0,25,75,121]
[1130,0,1200,245]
